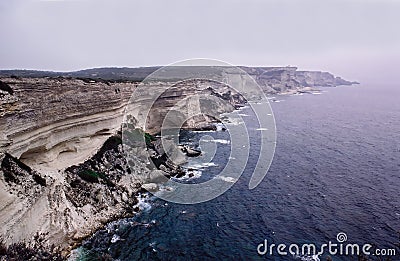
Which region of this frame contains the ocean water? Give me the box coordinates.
[77,84,400,260]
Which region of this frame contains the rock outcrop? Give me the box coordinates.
[237,66,358,94]
[0,66,358,255]
[128,79,246,134]
[0,66,358,96]
[0,77,136,171]
[0,134,148,256]
[0,75,244,255]
[0,77,143,255]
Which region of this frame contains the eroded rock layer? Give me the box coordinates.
[0,67,357,255]
[0,77,136,170]
[0,78,142,255]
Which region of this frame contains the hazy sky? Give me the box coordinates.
[1,0,399,83]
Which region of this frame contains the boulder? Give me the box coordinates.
[141,183,159,192]
[147,169,169,183]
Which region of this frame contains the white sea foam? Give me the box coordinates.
[202,162,218,167]
[142,220,155,228]
[215,176,237,183]
[215,123,225,131]
[111,234,121,243]
[237,105,250,111]
[222,115,245,126]
[193,130,214,133]
[225,121,244,126]
[189,162,218,169]
[158,185,175,192]
[256,128,268,131]
[133,193,152,211]
[176,169,203,180]
[187,169,202,179]
[149,241,157,252]
[203,139,230,145]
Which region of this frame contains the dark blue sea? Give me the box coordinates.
[76,83,400,260]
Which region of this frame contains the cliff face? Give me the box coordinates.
[0,67,357,254]
[0,76,244,254]
[0,66,358,96]
[237,66,358,93]
[0,141,145,255]
[0,76,245,172]
[294,71,357,87]
[0,77,150,254]
[0,77,136,170]
[127,79,246,134]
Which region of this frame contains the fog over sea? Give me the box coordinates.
[77,83,400,260]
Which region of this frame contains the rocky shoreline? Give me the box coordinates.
[0,66,358,258]
[0,131,188,259]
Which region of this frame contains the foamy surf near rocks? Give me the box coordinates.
[0,67,357,256]
[0,76,245,255]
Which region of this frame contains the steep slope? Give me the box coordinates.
[0,76,245,255]
[0,77,136,171]
[0,66,358,255]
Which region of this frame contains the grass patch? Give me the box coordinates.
[78,169,105,183]
[77,169,114,187]
[123,128,155,146]
[144,132,156,145]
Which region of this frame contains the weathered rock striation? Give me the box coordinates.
[0,66,358,255]
[237,66,358,94]
[0,77,137,170]
[0,66,358,95]
[127,79,246,134]
[0,77,149,256]
[0,137,145,255]
[0,76,245,255]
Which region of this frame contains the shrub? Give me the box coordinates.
[78,169,104,183]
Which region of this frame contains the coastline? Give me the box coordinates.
[0,68,358,258]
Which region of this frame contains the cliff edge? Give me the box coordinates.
[0,66,358,255]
